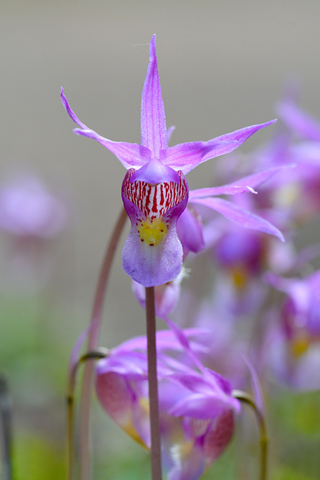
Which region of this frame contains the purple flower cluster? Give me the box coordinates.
[62,36,320,480]
[96,328,240,480]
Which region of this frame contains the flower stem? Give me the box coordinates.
[145,287,163,480]
[68,207,127,480]
[232,390,268,480]
[0,373,13,480]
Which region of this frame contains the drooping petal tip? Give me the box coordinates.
[60,87,87,130]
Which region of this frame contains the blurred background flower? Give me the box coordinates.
[0,171,68,292]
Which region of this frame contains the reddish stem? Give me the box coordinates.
[145,287,163,480]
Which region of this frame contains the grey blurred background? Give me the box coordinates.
[1,0,320,344]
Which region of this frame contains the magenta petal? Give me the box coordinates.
[224,165,296,189]
[190,197,284,241]
[190,166,294,200]
[189,185,257,199]
[73,129,149,169]
[96,371,134,427]
[176,206,205,254]
[61,87,87,129]
[115,329,209,356]
[140,35,168,157]
[169,393,235,419]
[61,87,148,170]
[203,410,235,463]
[162,120,277,174]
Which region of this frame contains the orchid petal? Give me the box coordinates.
[140,34,168,157]
[162,120,277,174]
[61,87,149,169]
[169,393,235,419]
[164,318,207,375]
[115,329,208,354]
[202,410,235,463]
[190,165,294,200]
[176,206,205,254]
[190,185,257,199]
[225,165,296,189]
[190,197,284,241]
[96,371,135,428]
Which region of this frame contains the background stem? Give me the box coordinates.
[233,390,268,480]
[0,374,13,480]
[78,208,127,480]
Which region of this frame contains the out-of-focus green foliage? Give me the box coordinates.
[272,389,320,435]
[13,433,65,480]
[273,465,315,480]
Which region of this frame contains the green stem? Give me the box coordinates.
[232,390,268,480]
[66,349,109,480]
[145,287,162,480]
[0,373,13,480]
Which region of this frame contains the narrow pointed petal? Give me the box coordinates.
[225,165,296,189]
[190,197,284,241]
[140,35,168,157]
[190,166,295,199]
[73,128,149,169]
[61,87,149,169]
[190,185,257,199]
[162,120,277,174]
